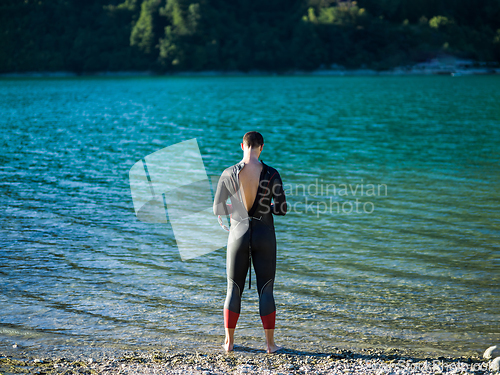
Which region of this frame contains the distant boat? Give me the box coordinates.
[451,72,463,77]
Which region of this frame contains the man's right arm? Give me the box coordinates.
[213,172,230,216]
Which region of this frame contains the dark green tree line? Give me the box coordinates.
[0,0,499,73]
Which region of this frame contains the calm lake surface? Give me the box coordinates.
[1,75,499,357]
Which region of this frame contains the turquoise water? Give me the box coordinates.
[0,75,499,357]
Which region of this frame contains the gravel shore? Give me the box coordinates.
[0,343,494,375]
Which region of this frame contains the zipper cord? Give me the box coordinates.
[248,216,252,289]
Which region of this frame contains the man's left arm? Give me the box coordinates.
[271,171,287,216]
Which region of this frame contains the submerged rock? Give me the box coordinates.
[484,345,500,360]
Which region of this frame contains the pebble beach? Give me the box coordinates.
[0,342,496,375]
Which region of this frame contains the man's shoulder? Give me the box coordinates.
[220,162,240,177]
[262,162,282,178]
[220,161,282,177]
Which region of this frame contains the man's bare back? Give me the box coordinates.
[238,161,263,213]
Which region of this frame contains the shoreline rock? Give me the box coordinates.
[491,357,500,372]
[0,344,491,375]
[485,345,500,360]
[1,57,499,78]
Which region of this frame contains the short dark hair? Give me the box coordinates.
[243,131,264,148]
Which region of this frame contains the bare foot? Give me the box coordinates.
[266,343,282,354]
[223,337,234,352]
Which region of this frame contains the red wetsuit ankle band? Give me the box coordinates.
[224,308,239,329]
[260,311,276,329]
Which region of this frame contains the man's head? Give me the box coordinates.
[241,131,264,155]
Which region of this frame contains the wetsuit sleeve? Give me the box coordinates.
[213,173,230,216]
[271,171,287,216]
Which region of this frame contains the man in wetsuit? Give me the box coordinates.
[213,131,287,353]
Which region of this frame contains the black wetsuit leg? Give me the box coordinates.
[224,217,277,329]
[224,224,250,328]
[251,219,277,329]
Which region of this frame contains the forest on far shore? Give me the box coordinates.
[1,0,500,73]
